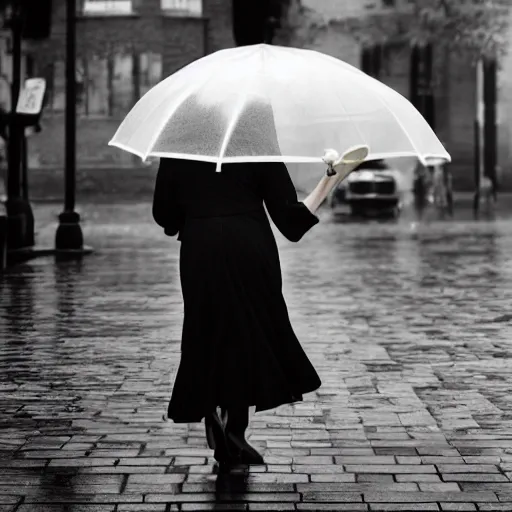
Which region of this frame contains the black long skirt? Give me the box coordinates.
[167,208,321,423]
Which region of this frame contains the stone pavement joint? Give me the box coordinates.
[2,203,512,509]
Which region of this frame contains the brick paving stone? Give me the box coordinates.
[123,483,181,493]
[421,457,465,464]
[297,484,419,492]
[418,483,461,492]
[309,474,357,483]
[301,492,364,502]
[461,483,512,491]
[495,492,512,500]
[363,492,498,502]
[439,505,477,511]
[292,456,334,464]
[296,505,368,511]
[311,449,375,456]
[77,466,167,474]
[22,494,145,504]
[117,506,170,512]
[180,505,247,511]
[292,464,347,474]
[445,474,509,482]
[396,475,442,483]
[184,483,295,493]
[243,474,308,483]
[127,474,186,484]
[0,484,123,495]
[396,456,422,464]
[15,507,116,512]
[334,457,395,465]
[367,505,439,511]
[374,448,419,456]
[248,504,296,511]
[264,465,293,473]
[437,464,500,473]
[417,449,461,457]
[464,456,501,464]
[345,464,436,474]
[478,505,512,511]
[356,475,395,483]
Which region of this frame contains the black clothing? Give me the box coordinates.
[153,158,321,423]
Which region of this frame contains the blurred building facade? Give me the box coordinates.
[294,0,512,191]
[0,0,509,192]
[2,0,233,171]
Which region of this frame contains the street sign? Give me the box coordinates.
[16,78,46,115]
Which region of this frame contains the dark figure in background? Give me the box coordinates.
[413,163,431,220]
[0,106,9,203]
[443,164,454,217]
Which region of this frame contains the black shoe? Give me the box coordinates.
[225,431,265,465]
[224,407,264,465]
[205,410,229,463]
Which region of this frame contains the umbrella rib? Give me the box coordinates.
[371,87,425,163]
[330,74,369,151]
[113,63,202,152]
[216,95,249,172]
[313,50,438,162]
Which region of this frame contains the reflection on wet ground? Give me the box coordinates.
[1,201,512,510]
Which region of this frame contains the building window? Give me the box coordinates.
[46,52,163,119]
[139,53,163,97]
[82,0,133,16]
[161,0,202,16]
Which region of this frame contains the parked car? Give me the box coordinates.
[329,159,405,218]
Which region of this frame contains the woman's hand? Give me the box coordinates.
[304,145,369,214]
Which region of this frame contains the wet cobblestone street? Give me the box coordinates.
[2,202,512,511]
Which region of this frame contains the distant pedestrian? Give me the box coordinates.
[431,161,453,217]
[412,162,431,220]
[481,175,495,214]
[443,164,454,216]
[152,102,354,466]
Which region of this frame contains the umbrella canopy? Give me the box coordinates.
[109,44,450,172]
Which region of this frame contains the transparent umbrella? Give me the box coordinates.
[109,44,450,172]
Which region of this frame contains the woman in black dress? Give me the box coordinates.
[152,104,347,465]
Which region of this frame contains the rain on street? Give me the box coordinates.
[2,202,512,510]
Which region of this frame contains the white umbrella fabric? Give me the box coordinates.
[109,44,450,172]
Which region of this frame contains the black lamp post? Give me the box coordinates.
[55,0,84,252]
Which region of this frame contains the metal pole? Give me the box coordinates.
[65,0,76,212]
[473,58,484,216]
[55,0,84,252]
[7,9,21,200]
[483,57,497,201]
